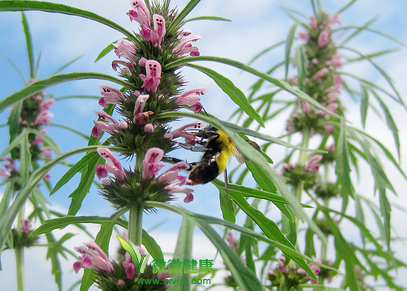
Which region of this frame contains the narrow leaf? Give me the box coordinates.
[187,63,265,127]
[0,72,130,112]
[285,23,298,80]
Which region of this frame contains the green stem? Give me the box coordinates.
[128,204,143,246]
[128,151,145,246]
[15,206,26,291]
[15,247,25,291]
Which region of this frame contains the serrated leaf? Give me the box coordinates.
[50,152,99,195]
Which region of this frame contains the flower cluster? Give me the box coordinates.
[267,257,321,288]
[74,241,168,290]
[17,80,54,160]
[91,0,208,208]
[1,81,54,187]
[11,218,38,248]
[278,155,323,190]
[287,12,343,136]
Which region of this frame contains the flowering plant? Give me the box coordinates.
[0,0,406,291]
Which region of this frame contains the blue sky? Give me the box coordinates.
[1,0,407,290]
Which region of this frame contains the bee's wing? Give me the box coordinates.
[232,146,246,164]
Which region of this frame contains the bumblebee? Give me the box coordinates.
[181,126,260,186]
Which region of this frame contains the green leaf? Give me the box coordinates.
[141,230,164,261]
[185,16,231,22]
[21,12,34,78]
[51,55,83,75]
[19,132,31,183]
[0,72,130,112]
[360,83,369,128]
[0,1,135,41]
[285,23,298,80]
[67,155,99,215]
[167,217,194,291]
[187,63,265,127]
[167,0,200,34]
[335,125,353,198]
[7,100,22,144]
[219,189,236,223]
[95,44,114,63]
[325,213,359,291]
[50,151,99,195]
[371,90,400,159]
[248,41,286,65]
[295,45,307,91]
[165,56,344,119]
[32,213,127,235]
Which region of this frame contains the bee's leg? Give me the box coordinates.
[177,142,208,152]
[163,156,187,164]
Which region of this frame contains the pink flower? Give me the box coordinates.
[278,257,289,273]
[142,148,165,179]
[95,165,108,179]
[333,74,343,85]
[123,253,136,280]
[0,168,10,178]
[35,110,53,125]
[151,14,166,48]
[325,125,334,135]
[133,94,154,124]
[4,156,16,172]
[318,30,330,47]
[226,231,236,252]
[99,86,125,108]
[127,0,150,26]
[173,35,202,57]
[328,14,341,26]
[157,162,190,183]
[164,121,206,145]
[305,155,323,171]
[44,173,51,181]
[112,60,134,75]
[113,39,137,63]
[140,14,166,48]
[74,242,113,273]
[331,55,342,67]
[39,98,55,112]
[175,87,208,113]
[91,111,120,137]
[41,146,52,159]
[312,68,329,81]
[144,123,155,132]
[97,148,126,180]
[299,31,310,41]
[309,16,318,29]
[20,218,32,233]
[139,60,161,93]
[165,181,194,203]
